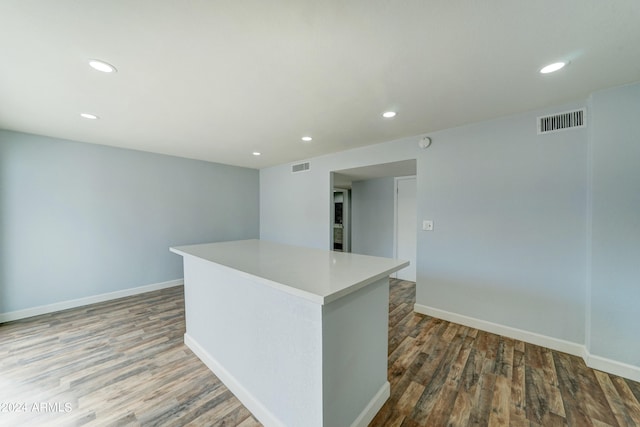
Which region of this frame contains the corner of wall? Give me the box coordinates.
[584,94,594,354]
[583,348,640,383]
[415,302,640,383]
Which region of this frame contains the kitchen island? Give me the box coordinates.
[170,239,408,427]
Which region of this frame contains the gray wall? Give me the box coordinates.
[260,144,417,250]
[261,99,590,349]
[589,82,640,367]
[0,130,259,313]
[351,177,395,258]
[418,103,588,344]
[261,82,640,376]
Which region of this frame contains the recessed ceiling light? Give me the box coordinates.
[301,136,313,142]
[252,152,261,156]
[80,113,99,120]
[540,62,567,74]
[88,59,117,73]
[382,111,397,118]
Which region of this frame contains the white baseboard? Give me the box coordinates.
[413,303,584,357]
[414,303,640,382]
[584,349,640,383]
[184,333,285,427]
[350,381,390,427]
[0,279,183,323]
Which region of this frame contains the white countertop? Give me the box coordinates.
[170,239,409,305]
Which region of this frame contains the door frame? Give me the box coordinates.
[393,175,417,279]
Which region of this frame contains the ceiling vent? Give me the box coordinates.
[291,162,310,173]
[538,108,586,134]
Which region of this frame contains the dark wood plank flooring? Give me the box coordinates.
[0,286,260,427]
[1,280,639,426]
[370,280,640,427]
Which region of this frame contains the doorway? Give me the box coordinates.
[331,160,417,282]
[332,189,350,252]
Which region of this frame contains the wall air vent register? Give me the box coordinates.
[291,162,310,173]
[538,108,586,134]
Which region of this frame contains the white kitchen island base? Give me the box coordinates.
[170,240,408,427]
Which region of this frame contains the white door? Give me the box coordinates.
[395,177,417,281]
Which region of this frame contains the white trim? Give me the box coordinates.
[0,279,183,323]
[392,177,399,278]
[584,349,640,383]
[350,381,390,427]
[393,175,417,281]
[184,333,286,427]
[414,303,640,382]
[414,303,584,357]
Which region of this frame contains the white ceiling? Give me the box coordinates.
[1,1,639,169]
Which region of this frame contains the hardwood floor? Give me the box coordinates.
[370,280,640,427]
[0,286,261,427]
[1,280,639,426]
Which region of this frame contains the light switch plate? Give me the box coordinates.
[422,220,434,231]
